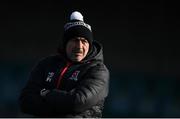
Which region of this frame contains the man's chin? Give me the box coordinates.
[71,57,83,62]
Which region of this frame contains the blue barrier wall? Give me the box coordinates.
[0,62,179,117]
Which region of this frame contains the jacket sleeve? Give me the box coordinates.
[19,61,54,116]
[44,63,110,114]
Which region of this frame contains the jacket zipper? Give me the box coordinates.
[56,62,71,89]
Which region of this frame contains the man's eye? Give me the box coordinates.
[82,40,88,43]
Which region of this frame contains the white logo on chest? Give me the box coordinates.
[46,72,54,82]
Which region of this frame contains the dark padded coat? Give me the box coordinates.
[19,41,110,118]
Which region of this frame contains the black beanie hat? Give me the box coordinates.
[63,11,93,49]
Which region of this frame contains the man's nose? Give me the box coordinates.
[76,40,83,48]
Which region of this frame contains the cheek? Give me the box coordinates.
[87,44,90,51]
[66,45,72,54]
[84,45,89,54]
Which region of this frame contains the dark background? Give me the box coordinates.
[0,0,180,117]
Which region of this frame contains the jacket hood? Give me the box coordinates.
[82,40,104,63]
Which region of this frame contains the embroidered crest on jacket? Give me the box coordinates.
[69,71,80,81]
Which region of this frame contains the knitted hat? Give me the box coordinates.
[63,11,93,49]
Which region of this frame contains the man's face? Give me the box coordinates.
[66,37,89,62]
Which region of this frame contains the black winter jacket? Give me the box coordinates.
[19,41,110,118]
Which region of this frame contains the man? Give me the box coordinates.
[19,11,110,118]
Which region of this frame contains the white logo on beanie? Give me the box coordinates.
[64,22,91,31]
[64,11,92,31]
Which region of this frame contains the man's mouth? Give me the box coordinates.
[72,51,82,56]
[74,52,82,55]
[72,49,83,54]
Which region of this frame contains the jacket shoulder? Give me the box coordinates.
[37,54,62,66]
[29,54,63,72]
[82,61,110,82]
[88,60,109,72]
